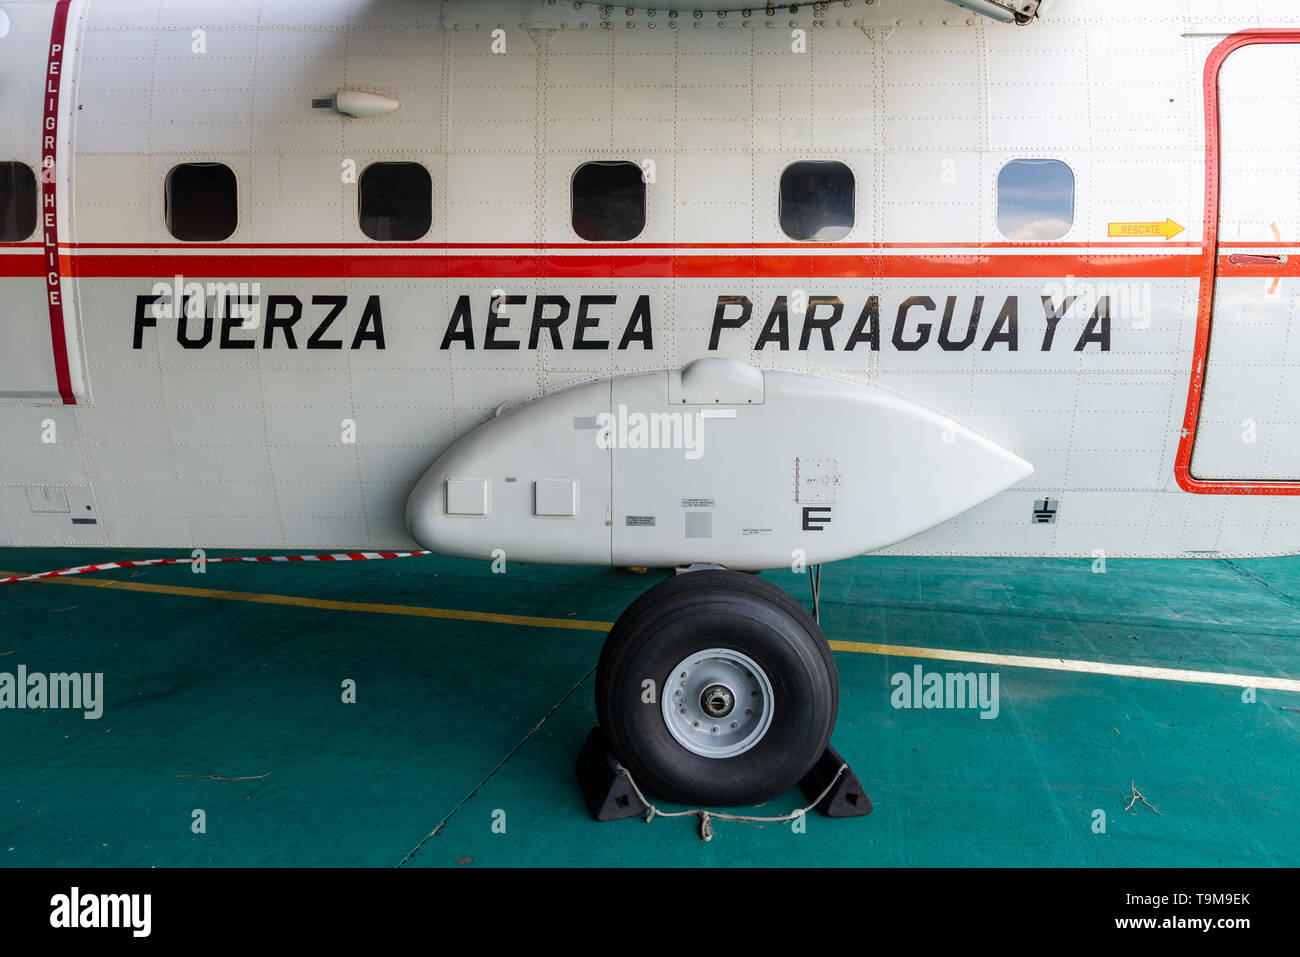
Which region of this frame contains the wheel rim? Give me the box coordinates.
[661,647,774,758]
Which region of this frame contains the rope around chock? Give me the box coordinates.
[616,762,849,842]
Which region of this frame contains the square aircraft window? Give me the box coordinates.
[996,159,1074,241]
[165,163,238,241]
[779,161,855,241]
[359,162,432,241]
[0,161,38,242]
[572,161,646,242]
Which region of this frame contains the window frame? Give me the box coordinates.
[164,162,239,243]
[994,157,1076,242]
[0,160,39,243]
[570,160,647,243]
[778,159,856,243]
[357,160,434,243]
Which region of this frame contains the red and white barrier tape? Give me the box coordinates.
[0,551,432,586]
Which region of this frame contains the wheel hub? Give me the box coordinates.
[662,648,774,759]
[701,684,734,718]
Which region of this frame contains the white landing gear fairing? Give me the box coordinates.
[407,358,1033,571]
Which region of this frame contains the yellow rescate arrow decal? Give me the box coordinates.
[1107,218,1186,240]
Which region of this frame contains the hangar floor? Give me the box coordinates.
[1,547,1297,867]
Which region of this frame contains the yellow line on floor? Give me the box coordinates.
[827,640,1300,693]
[4,572,613,632]
[8,571,1299,692]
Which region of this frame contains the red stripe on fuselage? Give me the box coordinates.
[48,240,1207,250]
[0,250,1203,279]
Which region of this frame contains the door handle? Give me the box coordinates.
[1228,253,1288,265]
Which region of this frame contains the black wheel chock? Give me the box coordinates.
[576,726,872,822]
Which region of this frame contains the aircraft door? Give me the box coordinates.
[1189,39,1300,482]
[0,1,86,404]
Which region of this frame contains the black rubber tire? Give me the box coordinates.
[595,570,838,807]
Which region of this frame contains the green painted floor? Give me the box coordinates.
[0,548,1297,867]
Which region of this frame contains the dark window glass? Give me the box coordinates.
[572,161,646,242]
[996,159,1074,241]
[165,163,238,241]
[779,161,855,241]
[359,162,432,241]
[0,162,38,242]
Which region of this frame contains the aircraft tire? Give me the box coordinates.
[595,569,837,807]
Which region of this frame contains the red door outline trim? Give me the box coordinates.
[1175,28,1300,494]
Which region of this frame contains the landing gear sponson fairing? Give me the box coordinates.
[4,0,1300,804]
